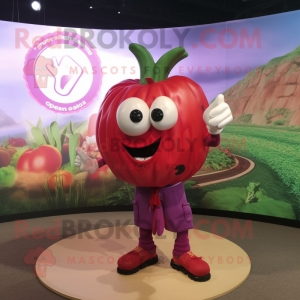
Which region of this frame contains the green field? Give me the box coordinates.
[220,124,300,199]
[189,124,300,220]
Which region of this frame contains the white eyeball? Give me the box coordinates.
[116,97,151,136]
[150,96,178,130]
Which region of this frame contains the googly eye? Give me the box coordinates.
[116,97,151,136]
[43,67,47,70]
[150,96,178,130]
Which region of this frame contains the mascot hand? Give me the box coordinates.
[74,147,98,174]
[203,94,233,134]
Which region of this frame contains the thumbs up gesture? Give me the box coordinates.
[74,147,98,174]
[203,94,233,134]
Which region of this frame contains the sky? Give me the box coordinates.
[0,9,300,138]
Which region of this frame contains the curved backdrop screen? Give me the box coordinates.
[0,10,299,222]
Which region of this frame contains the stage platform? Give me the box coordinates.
[35,225,251,300]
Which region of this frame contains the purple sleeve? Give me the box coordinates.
[204,134,220,147]
[97,157,107,168]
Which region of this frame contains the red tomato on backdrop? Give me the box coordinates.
[96,76,210,187]
[17,145,62,173]
[8,137,27,147]
[87,114,97,137]
[48,170,74,191]
[0,148,11,168]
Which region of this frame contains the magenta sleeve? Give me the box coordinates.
[97,157,107,168]
[204,134,220,147]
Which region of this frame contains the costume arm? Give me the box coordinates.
[204,134,220,147]
[97,157,107,169]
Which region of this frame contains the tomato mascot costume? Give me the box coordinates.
[74,43,233,282]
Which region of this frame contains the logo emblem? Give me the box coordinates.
[23,31,102,114]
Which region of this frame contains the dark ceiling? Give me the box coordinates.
[0,0,300,29]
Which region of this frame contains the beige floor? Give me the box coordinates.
[36,226,251,300]
[0,212,299,300]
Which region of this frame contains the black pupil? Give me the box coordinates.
[151,108,164,122]
[130,110,143,123]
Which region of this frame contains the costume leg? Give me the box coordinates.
[139,228,156,253]
[171,230,211,282]
[173,230,190,257]
[117,226,158,275]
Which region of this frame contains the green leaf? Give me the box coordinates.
[70,121,75,135]
[201,187,296,220]
[31,127,48,146]
[69,133,79,167]
[74,121,87,134]
[37,116,43,130]
[48,126,55,146]
[255,188,265,202]
[60,123,69,146]
[247,182,260,193]
[60,162,79,174]
[240,195,296,219]
[44,126,49,141]
[25,119,35,128]
[31,142,39,149]
[201,187,247,211]
[50,121,62,152]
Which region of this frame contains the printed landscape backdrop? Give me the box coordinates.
[0,10,299,221]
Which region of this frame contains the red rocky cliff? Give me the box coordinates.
[223,46,300,126]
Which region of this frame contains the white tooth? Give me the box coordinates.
[35,74,39,81]
[134,156,152,161]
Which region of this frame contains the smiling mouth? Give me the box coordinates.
[123,138,161,161]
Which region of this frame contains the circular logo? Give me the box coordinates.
[23,31,102,114]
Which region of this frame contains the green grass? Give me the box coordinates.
[264,45,300,69]
[0,176,123,216]
[264,70,276,82]
[265,108,294,125]
[0,188,48,216]
[235,114,252,124]
[204,148,236,170]
[220,125,300,199]
[186,156,300,220]
[273,120,285,125]
[44,176,88,210]
[226,123,300,132]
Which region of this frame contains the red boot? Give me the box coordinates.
[171,251,211,282]
[117,246,158,275]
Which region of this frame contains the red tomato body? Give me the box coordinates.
[96,76,210,187]
[17,145,62,173]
